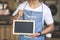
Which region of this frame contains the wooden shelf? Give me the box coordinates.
[46,38,60,40]
[45,0,57,5]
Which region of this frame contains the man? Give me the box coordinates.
[12,0,54,40]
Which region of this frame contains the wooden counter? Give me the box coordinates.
[46,38,60,40]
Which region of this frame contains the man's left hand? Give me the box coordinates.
[27,33,40,38]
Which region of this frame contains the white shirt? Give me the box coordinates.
[12,1,54,25]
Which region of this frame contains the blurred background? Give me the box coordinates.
[0,0,60,40]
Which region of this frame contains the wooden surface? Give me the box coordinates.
[46,38,60,40]
[0,25,18,40]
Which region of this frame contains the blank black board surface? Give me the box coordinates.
[13,20,35,35]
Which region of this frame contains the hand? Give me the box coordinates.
[18,10,23,16]
[27,33,40,38]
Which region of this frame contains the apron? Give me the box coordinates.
[18,2,45,40]
[18,9,45,40]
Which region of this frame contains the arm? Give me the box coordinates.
[28,23,54,38]
[12,1,27,20]
[13,10,23,20]
[41,23,54,35]
[41,4,54,35]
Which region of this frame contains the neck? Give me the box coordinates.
[28,0,40,9]
[29,0,40,4]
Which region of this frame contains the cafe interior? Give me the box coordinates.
[0,0,60,40]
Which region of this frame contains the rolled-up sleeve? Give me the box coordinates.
[12,1,27,16]
[44,5,54,25]
[12,5,21,16]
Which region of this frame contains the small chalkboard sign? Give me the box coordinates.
[13,20,35,35]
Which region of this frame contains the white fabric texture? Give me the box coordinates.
[12,1,54,25]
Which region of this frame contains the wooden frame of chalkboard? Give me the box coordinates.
[13,20,35,35]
